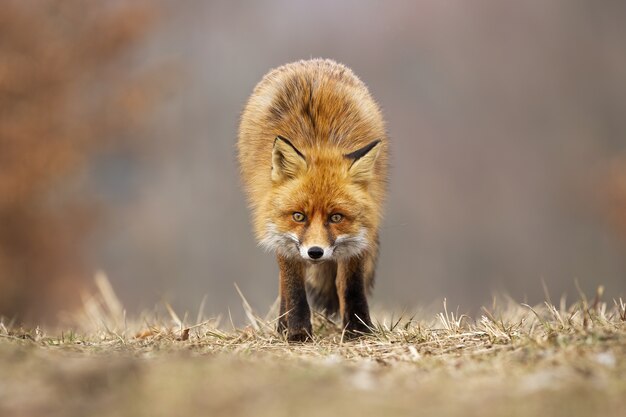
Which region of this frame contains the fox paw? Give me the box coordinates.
[287,329,312,343]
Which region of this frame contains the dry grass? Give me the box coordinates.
[1,277,625,417]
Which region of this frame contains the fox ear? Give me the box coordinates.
[345,139,382,183]
[272,136,307,182]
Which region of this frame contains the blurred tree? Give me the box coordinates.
[0,0,158,322]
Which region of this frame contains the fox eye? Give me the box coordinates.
[329,213,343,223]
[292,212,306,222]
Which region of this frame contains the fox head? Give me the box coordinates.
[260,136,383,262]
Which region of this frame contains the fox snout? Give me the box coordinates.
[306,246,324,259]
[299,244,332,261]
[296,215,336,262]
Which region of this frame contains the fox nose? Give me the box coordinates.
[307,246,324,259]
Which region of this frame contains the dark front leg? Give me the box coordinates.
[337,257,372,336]
[277,255,312,342]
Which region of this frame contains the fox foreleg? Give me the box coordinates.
[277,255,312,342]
[336,257,373,336]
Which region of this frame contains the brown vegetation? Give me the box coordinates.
[0,1,157,322]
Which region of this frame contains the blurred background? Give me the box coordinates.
[1,0,625,324]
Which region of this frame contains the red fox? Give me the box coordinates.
[238,59,388,341]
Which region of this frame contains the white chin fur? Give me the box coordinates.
[333,229,369,259]
[260,224,369,260]
[259,224,300,257]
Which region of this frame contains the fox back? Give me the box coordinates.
[238,59,388,340]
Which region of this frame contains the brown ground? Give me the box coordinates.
[1,281,624,417]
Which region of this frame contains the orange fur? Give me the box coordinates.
[238,59,388,340]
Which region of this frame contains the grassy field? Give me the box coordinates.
[1,280,625,417]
